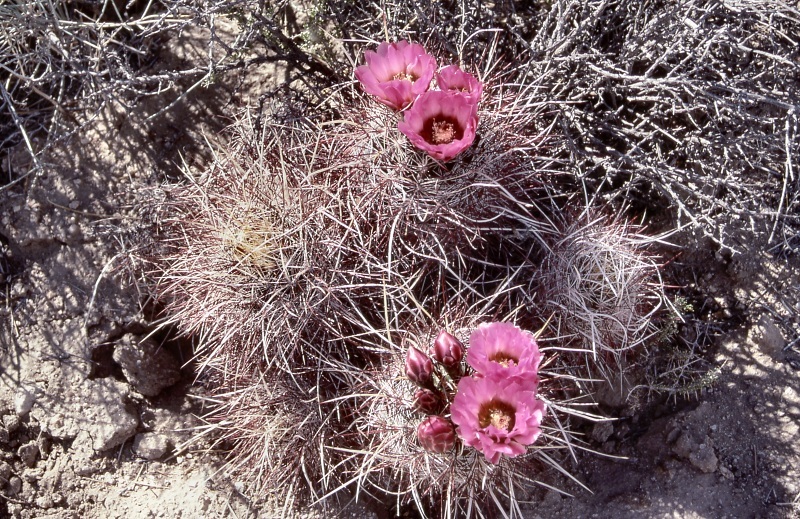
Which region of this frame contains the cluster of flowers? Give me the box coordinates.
[406,322,547,464]
[355,40,482,161]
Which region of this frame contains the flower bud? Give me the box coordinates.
[405,346,433,386]
[417,416,456,453]
[432,330,464,369]
[413,388,440,414]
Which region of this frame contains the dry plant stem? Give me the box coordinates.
[329,0,800,250]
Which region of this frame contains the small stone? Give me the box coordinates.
[3,415,20,434]
[35,495,54,509]
[749,315,785,355]
[7,503,22,518]
[689,443,718,473]
[17,441,39,467]
[68,200,80,210]
[113,335,181,397]
[22,467,42,482]
[671,432,695,459]
[719,464,734,480]
[14,386,37,416]
[591,421,614,443]
[75,464,98,477]
[0,460,12,483]
[0,428,8,444]
[132,433,169,460]
[8,475,22,495]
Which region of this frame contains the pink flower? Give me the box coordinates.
[398,91,478,161]
[450,376,546,464]
[466,322,542,386]
[354,41,436,110]
[432,330,464,369]
[436,65,482,104]
[405,346,433,387]
[417,415,456,453]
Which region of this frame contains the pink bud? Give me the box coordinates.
[413,388,440,414]
[417,415,456,453]
[405,346,433,386]
[432,330,464,368]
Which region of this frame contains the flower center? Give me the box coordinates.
[423,116,463,145]
[489,353,518,368]
[392,71,417,81]
[478,400,516,432]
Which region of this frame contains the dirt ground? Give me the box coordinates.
[2,15,800,519]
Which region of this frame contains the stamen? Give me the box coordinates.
[478,400,516,432]
[392,71,417,81]
[430,119,456,144]
[489,353,519,368]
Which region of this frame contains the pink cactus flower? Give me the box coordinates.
[405,345,433,387]
[436,65,482,104]
[432,330,464,369]
[417,415,456,453]
[397,91,479,161]
[450,375,546,464]
[354,40,436,111]
[466,322,542,386]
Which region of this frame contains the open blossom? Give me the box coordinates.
[436,65,482,105]
[398,91,478,161]
[417,415,457,453]
[354,40,436,110]
[466,322,541,387]
[450,375,546,464]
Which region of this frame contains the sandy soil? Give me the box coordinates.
[1,16,800,519]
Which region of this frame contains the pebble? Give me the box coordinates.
[17,442,39,467]
[132,433,169,461]
[0,460,12,483]
[3,415,20,433]
[8,475,22,495]
[14,386,37,416]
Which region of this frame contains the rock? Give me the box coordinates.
[17,441,39,467]
[0,460,11,483]
[593,373,633,408]
[14,386,37,416]
[8,475,22,495]
[113,334,180,397]
[31,378,139,452]
[671,430,718,473]
[748,314,784,355]
[132,432,169,460]
[74,463,99,477]
[689,443,719,473]
[35,495,55,509]
[719,464,734,480]
[591,421,614,443]
[3,415,20,433]
[671,432,695,459]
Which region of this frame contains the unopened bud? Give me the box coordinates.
[413,388,440,414]
[432,330,464,369]
[405,346,433,386]
[417,415,456,453]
